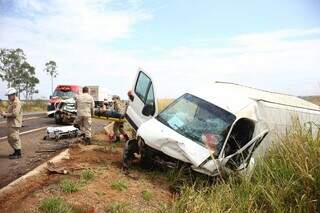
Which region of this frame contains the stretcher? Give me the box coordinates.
[94,109,126,122]
[44,126,82,141]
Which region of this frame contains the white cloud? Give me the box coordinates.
[141,28,320,97]
[0,0,319,99]
[0,0,151,98]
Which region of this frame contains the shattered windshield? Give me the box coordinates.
[53,90,75,99]
[157,93,236,149]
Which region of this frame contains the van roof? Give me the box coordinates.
[191,81,320,115]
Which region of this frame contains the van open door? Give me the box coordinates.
[126,70,158,130]
[220,130,269,171]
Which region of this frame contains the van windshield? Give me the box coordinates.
[53,90,75,99]
[157,94,236,149]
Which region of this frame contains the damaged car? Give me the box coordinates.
[125,70,320,176]
[54,98,77,124]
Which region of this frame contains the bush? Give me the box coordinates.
[166,125,320,212]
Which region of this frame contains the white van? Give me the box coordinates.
[125,70,320,176]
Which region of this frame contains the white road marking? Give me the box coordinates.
[0,116,41,125]
[0,126,48,141]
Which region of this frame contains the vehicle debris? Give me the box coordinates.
[46,162,68,175]
[124,70,320,177]
[44,126,82,141]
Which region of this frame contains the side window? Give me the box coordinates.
[135,72,151,103]
[223,118,255,157]
[146,85,155,105]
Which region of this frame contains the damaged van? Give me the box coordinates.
[125,70,320,176]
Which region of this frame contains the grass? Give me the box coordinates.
[141,190,153,202]
[104,202,130,213]
[111,179,128,192]
[302,96,320,106]
[39,196,72,213]
[81,169,95,182]
[164,123,320,212]
[0,99,47,112]
[157,99,173,112]
[60,179,80,193]
[59,170,95,193]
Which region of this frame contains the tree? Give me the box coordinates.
[0,48,40,99]
[24,76,39,100]
[0,48,26,87]
[44,60,58,94]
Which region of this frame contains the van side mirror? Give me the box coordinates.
[142,104,155,116]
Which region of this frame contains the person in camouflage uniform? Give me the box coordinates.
[112,95,129,142]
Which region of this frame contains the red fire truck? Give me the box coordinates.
[47,85,81,118]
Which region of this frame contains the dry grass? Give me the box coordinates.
[165,123,320,212]
[0,99,47,112]
[157,99,173,112]
[303,96,320,106]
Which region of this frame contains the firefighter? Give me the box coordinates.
[74,86,95,145]
[0,88,23,159]
[112,95,129,142]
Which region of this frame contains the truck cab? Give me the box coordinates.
[47,85,82,117]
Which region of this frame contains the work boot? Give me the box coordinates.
[9,149,22,159]
[8,150,16,158]
[84,137,91,145]
[122,166,129,175]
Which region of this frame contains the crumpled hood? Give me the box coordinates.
[137,118,211,167]
[61,98,75,104]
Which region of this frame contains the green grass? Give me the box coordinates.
[81,169,95,182]
[111,179,128,192]
[60,179,80,193]
[141,190,153,202]
[39,196,72,213]
[164,124,320,212]
[104,202,130,213]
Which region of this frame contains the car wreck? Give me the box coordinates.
[125,70,320,176]
[54,98,77,124]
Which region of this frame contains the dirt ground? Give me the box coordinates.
[0,132,173,213]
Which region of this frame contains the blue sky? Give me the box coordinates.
[0,0,320,99]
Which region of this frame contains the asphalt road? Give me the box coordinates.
[0,114,107,188]
[0,113,52,138]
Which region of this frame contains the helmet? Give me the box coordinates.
[6,88,17,96]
